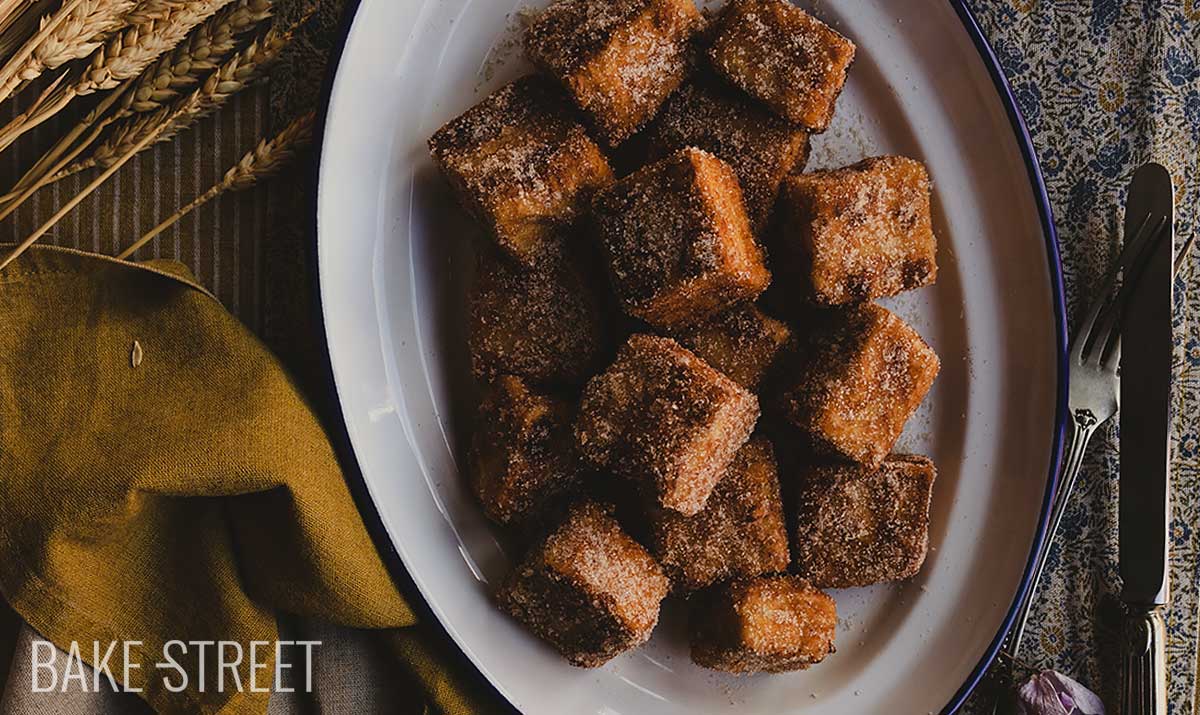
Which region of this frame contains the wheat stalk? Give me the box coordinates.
[117,110,314,259]
[0,88,206,271]
[0,0,235,151]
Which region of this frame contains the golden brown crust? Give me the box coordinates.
[429,76,614,266]
[468,376,586,525]
[575,334,760,515]
[774,156,938,305]
[644,78,810,229]
[671,304,794,390]
[708,0,855,131]
[525,0,703,145]
[648,437,790,591]
[469,246,611,387]
[497,501,669,667]
[690,575,837,673]
[592,147,771,330]
[791,455,937,588]
[779,303,940,466]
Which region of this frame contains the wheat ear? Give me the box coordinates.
[118,110,314,259]
[0,0,87,90]
[0,0,140,100]
[0,0,236,151]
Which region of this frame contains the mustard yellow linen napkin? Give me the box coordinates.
[0,246,499,715]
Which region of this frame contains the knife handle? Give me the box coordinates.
[1122,605,1167,715]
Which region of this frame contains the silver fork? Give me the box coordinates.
[990,210,1178,713]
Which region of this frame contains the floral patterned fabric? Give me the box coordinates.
[961,1,1200,713]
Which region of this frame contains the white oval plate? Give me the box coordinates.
[315,1,1068,713]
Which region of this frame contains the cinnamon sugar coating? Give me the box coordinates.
[525,0,702,146]
[468,376,585,525]
[690,575,836,673]
[791,455,937,588]
[645,78,810,229]
[648,437,789,591]
[429,76,614,266]
[576,334,759,515]
[708,0,855,131]
[774,156,938,305]
[672,304,794,390]
[469,247,610,387]
[592,147,771,329]
[497,501,669,667]
[779,303,940,467]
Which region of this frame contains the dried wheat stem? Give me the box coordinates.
[0,0,236,151]
[0,95,200,271]
[118,110,313,259]
[0,0,140,100]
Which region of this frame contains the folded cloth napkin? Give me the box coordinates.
[0,246,498,715]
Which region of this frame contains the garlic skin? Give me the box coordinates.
[1017,670,1105,715]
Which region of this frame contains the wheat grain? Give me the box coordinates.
[117,110,314,259]
[125,0,270,113]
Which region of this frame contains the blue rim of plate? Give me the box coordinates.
[307,2,1071,713]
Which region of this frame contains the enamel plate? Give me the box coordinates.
[315,1,1068,713]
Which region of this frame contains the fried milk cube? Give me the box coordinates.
[780,303,939,467]
[469,247,610,387]
[690,575,837,673]
[647,437,789,591]
[497,501,669,667]
[645,79,810,229]
[792,455,937,588]
[576,334,759,515]
[592,147,770,330]
[468,376,584,525]
[428,77,614,266]
[774,156,938,305]
[708,0,855,131]
[524,0,703,146]
[672,304,793,390]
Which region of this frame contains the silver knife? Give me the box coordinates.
[1119,162,1175,715]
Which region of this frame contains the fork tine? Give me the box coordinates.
[1071,213,1156,361]
[1104,334,1121,371]
[1083,216,1171,365]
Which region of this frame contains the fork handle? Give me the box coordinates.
[1121,605,1167,715]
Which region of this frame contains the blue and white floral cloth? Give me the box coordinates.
[963,1,1200,713]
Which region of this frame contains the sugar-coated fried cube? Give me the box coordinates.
[469,247,610,387]
[774,156,938,305]
[645,79,810,229]
[497,501,669,667]
[429,77,614,266]
[708,0,855,131]
[792,455,937,588]
[468,376,584,525]
[592,147,770,329]
[779,303,939,466]
[525,0,702,146]
[648,437,789,591]
[576,334,759,515]
[672,304,793,390]
[690,575,836,673]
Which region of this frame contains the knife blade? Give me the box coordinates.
[1119,162,1174,607]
